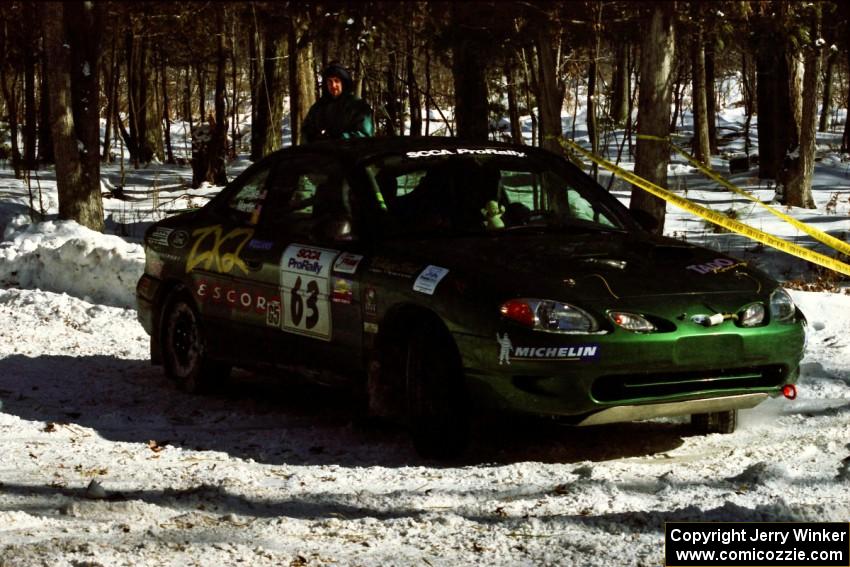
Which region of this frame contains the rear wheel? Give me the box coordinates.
[161,292,230,394]
[691,409,738,434]
[403,320,469,459]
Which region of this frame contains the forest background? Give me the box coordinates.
[1,1,848,242]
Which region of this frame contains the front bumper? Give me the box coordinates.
[457,316,805,423]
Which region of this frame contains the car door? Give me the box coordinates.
[185,159,276,364]
[245,153,366,376]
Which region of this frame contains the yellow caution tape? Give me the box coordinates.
[559,138,850,278]
[638,133,850,258]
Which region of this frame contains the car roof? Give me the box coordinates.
[267,136,544,163]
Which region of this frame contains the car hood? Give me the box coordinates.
[381,231,771,301]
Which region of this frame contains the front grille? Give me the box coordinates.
[591,365,787,403]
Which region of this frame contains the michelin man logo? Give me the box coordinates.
[496,332,513,365]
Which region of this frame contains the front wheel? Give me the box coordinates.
[404,320,469,459]
[161,292,230,394]
[691,409,737,434]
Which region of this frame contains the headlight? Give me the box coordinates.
[769,288,796,322]
[739,303,766,327]
[500,299,600,334]
[608,311,656,332]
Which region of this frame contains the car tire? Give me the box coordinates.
[404,319,469,459]
[691,409,737,434]
[161,291,230,394]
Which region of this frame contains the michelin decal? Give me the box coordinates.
[497,334,600,363]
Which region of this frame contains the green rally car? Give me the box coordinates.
[136,137,806,457]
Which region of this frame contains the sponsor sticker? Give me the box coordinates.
[413,265,449,295]
[364,287,377,315]
[148,227,173,247]
[169,230,189,249]
[267,300,281,327]
[247,239,274,251]
[333,252,364,274]
[332,278,354,304]
[496,333,600,364]
[686,258,746,274]
[369,257,421,278]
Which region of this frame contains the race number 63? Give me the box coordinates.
[280,244,338,340]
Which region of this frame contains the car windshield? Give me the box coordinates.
[363,148,628,238]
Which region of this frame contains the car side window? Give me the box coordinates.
[260,156,349,235]
[223,163,273,224]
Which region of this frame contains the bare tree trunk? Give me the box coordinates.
[230,15,239,157]
[756,38,781,179]
[102,30,118,162]
[669,65,682,133]
[42,1,103,231]
[0,69,22,177]
[289,10,315,146]
[23,2,37,170]
[535,27,565,153]
[160,49,175,164]
[504,58,522,144]
[196,63,206,121]
[385,51,399,136]
[705,38,718,154]
[211,8,227,182]
[630,3,676,234]
[288,13,314,146]
[610,40,629,125]
[691,10,711,166]
[786,10,820,208]
[406,33,421,137]
[819,47,837,132]
[741,51,755,156]
[776,49,803,198]
[452,5,489,141]
[249,15,263,159]
[38,41,54,163]
[424,46,431,136]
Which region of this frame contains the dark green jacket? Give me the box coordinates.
[303,92,374,143]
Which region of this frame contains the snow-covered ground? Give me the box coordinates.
[1,112,849,566]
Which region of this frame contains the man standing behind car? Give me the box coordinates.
[303,62,374,143]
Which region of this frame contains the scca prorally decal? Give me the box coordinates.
[287,247,325,275]
[686,258,745,275]
[186,225,254,275]
[405,148,526,159]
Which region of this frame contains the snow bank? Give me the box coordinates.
[0,216,144,308]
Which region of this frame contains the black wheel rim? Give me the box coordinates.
[167,302,200,376]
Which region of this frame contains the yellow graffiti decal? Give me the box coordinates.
[186,225,255,274]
